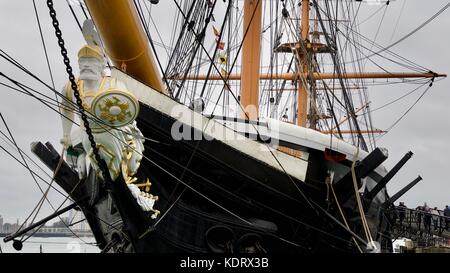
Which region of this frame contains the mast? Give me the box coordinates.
[297,0,310,127]
[84,0,165,93]
[240,0,262,120]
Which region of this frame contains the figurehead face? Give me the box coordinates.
[78,45,105,81]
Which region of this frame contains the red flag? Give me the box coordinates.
[217,40,225,50]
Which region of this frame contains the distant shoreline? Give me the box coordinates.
[0,233,94,238]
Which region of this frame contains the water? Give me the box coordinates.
[0,236,100,253]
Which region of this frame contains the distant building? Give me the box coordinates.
[0,217,20,234]
[52,217,70,228]
[0,211,92,237]
[2,222,19,234]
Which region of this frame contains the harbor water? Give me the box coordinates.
[0,236,100,253]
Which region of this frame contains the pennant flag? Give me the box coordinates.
[212,26,220,37]
[217,40,225,50]
[218,53,227,64]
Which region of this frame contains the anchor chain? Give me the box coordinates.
[46,0,113,184]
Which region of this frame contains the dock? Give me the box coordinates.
[389,206,450,252]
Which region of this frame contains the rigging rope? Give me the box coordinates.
[357,4,385,26]
[20,149,65,242]
[0,141,71,199]
[314,0,368,151]
[380,79,434,138]
[0,75,162,147]
[314,3,429,72]
[142,0,171,58]
[0,113,50,233]
[0,73,361,250]
[199,0,233,98]
[0,0,408,251]
[347,2,450,65]
[0,10,153,246]
[139,146,360,250]
[367,81,428,114]
[65,0,82,32]
[363,3,389,67]
[0,127,91,244]
[0,112,92,244]
[43,0,126,246]
[388,0,406,43]
[170,2,381,248]
[33,0,56,92]
[328,177,363,253]
[0,50,81,111]
[350,146,375,248]
[134,0,173,96]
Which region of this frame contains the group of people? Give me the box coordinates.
[395,202,450,232]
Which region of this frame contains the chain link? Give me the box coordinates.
[46,0,112,184]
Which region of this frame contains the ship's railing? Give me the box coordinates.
[389,206,450,247]
[396,207,449,230]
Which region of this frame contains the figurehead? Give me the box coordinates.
[59,39,158,218]
[78,44,104,62]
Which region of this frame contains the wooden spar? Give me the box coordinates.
[315,86,368,91]
[84,0,165,93]
[263,87,366,92]
[180,72,446,81]
[321,130,386,134]
[297,0,310,127]
[330,102,370,132]
[240,0,262,120]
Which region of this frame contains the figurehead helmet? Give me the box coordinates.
[78,44,104,62]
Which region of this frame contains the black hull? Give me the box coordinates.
[132,103,355,253]
[31,101,392,253]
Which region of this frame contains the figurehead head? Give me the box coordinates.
[78,44,106,80]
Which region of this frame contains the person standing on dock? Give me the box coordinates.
[415,206,423,230]
[423,204,432,232]
[431,207,440,231]
[398,202,407,226]
[444,205,450,231]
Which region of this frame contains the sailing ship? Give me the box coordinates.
[1,0,447,253]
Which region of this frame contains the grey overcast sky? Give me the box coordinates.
[0,0,449,224]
